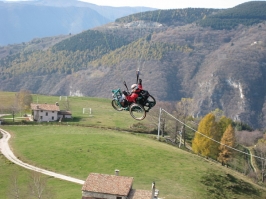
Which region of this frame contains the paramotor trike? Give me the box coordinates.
[111,88,156,120]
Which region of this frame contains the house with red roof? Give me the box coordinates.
[82,171,159,199]
[31,103,72,122]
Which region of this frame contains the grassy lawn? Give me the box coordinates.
[1,125,266,199]
[1,91,266,198]
[0,92,150,129]
[0,91,16,108]
[0,154,81,199]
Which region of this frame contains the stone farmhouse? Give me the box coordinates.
[31,103,72,122]
[82,170,159,199]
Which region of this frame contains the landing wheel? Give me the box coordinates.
[111,99,123,111]
[129,103,146,120]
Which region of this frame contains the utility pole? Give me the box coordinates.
[157,108,161,140]
[12,110,15,122]
[182,123,186,148]
[179,125,184,148]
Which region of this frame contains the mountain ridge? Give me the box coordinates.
[0,0,155,45]
[1,1,266,129]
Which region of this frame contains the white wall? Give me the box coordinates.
[33,110,58,122]
[82,191,126,199]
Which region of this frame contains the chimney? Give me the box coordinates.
[151,181,155,199]
[115,169,119,176]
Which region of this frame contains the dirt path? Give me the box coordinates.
[0,128,84,185]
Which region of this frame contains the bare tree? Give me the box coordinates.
[28,171,54,199]
[170,120,181,145]
[163,118,184,146]
[8,171,54,199]
[60,98,71,111]
[15,90,33,116]
[235,130,263,147]
[146,101,174,136]
[146,107,161,131]
[8,103,20,123]
[175,98,194,147]
[254,142,266,182]
[8,172,22,199]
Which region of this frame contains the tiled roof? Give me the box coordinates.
[128,189,152,199]
[31,103,60,111]
[82,173,133,196]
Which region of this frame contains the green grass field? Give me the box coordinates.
[1,91,266,199]
[0,91,149,129]
[0,154,82,199]
[1,125,266,199]
[0,92,16,108]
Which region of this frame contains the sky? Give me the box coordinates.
[79,0,264,9]
[2,0,266,9]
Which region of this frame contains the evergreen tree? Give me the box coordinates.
[218,124,235,165]
[217,116,233,146]
[219,116,232,133]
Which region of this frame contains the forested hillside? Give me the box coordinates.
[0,1,266,129]
[198,1,266,29]
[116,8,220,26]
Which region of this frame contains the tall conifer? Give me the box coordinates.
[192,113,219,158]
[218,124,235,165]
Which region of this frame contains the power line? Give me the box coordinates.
[159,108,265,161]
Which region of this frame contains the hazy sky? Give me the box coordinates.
[2,0,265,9]
[79,0,264,9]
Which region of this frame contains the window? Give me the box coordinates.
[52,111,54,113]
[41,110,43,112]
[40,116,43,119]
[52,116,54,120]
[117,197,122,199]
[46,112,48,116]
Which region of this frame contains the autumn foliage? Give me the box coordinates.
[192,113,235,162]
[192,113,220,158]
[217,124,236,165]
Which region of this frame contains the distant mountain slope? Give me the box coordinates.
[116,8,220,26]
[0,0,155,45]
[198,1,266,29]
[0,2,266,129]
[0,3,108,45]
[23,0,156,24]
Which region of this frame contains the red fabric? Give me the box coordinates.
[125,84,142,103]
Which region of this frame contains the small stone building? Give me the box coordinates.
[82,171,158,199]
[31,103,60,122]
[58,110,72,119]
[31,103,72,122]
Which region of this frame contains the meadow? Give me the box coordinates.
[1,125,266,199]
[0,154,81,199]
[1,92,266,198]
[0,91,146,129]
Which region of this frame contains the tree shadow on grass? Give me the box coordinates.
[63,117,82,122]
[201,169,261,199]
